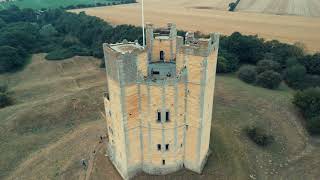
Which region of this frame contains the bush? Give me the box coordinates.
[45,48,74,60]
[237,65,257,84]
[256,59,281,74]
[0,84,8,93]
[0,92,12,108]
[256,70,282,89]
[245,126,274,146]
[307,116,320,135]
[284,65,307,89]
[293,88,320,119]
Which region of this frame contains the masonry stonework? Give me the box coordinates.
[103,23,220,180]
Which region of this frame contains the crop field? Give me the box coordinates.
[1,54,320,179]
[0,0,119,9]
[70,0,320,53]
[236,0,320,17]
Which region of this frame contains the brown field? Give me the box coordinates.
[70,0,320,53]
[1,54,320,179]
[237,0,320,17]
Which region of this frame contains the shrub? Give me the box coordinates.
[0,92,12,108]
[237,65,257,84]
[284,65,307,89]
[307,116,320,135]
[256,59,281,74]
[245,126,274,146]
[293,88,320,119]
[45,48,74,60]
[256,70,282,89]
[0,84,8,93]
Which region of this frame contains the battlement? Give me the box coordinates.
[103,40,144,56]
[102,22,220,180]
[182,32,219,57]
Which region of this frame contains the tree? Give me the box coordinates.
[0,46,27,73]
[264,40,304,66]
[284,65,307,89]
[0,92,12,108]
[228,2,237,11]
[237,65,257,84]
[217,50,239,73]
[0,18,5,29]
[39,24,58,37]
[217,56,228,73]
[293,88,320,119]
[307,116,320,135]
[0,22,39,52]
[256,70,282,89]
[299,53,320,75]
[256,59,281,74]
[220,32,265,64]
[286,57,300,68]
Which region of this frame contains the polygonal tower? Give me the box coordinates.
[103,23,219,180]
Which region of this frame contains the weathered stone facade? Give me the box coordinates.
[103,23,219,180]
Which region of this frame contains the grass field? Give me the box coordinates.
[1,54,319,179]
[0,0,119,9]
[236,0,320,17]
[70,0,320,53]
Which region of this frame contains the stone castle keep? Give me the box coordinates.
[103,23,219,179]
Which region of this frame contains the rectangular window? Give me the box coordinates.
[166,111,170,121]
[157,144,161,151]
[157,111,161,122]
[162,160,165,165]
[152,71,160,75]
[165,144,169,151]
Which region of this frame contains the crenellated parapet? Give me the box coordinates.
[102,23,219,180]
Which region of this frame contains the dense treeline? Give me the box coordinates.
[217,32,320,90]
[63,0,137,10]
[0,6,142,73]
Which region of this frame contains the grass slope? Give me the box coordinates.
[0,54,319,179]
[0,0,117,9]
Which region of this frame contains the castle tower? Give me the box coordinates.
[103,23,219,180]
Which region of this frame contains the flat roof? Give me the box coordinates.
[110,43,143,53]
[155,36,170,40]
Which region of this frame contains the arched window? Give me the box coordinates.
[160,51,164,61]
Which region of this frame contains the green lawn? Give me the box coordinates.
[0,0,121,10]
